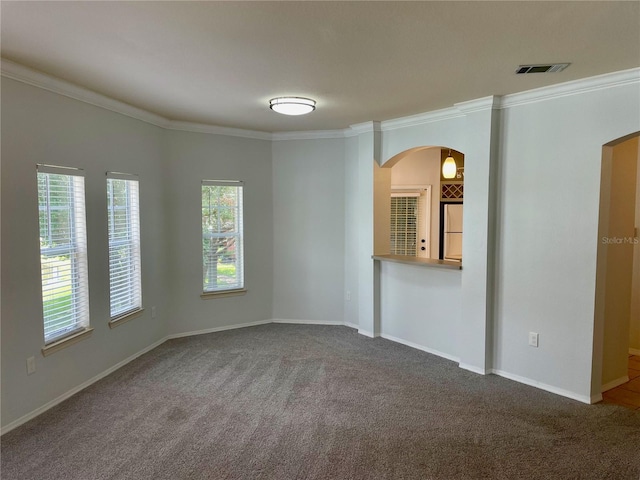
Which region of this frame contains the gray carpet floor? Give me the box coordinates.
[2,324,639,480]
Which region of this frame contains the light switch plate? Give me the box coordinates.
[27,356,36,375]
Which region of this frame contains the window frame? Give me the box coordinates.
[106,172,143,325]
[201,180,245,296]
[390,185,431,258]
[36,164,91,350]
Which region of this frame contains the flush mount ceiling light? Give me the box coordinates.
[269,97,316,116]
[442,149,457,179]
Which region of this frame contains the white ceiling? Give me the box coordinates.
[2,1,639,133]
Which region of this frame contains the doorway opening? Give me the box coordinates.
[594,132,640,407]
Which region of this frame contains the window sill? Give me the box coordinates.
[108,308,144,329]
[201,288,247,300]
[372,255,462,270]
[41,327,94,357]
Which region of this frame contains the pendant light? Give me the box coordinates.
[442,149,457,179]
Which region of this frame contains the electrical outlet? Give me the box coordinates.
[151,306,157,319]
[346,291,351,301]
[27,356,36,375]
[528,332,539,348]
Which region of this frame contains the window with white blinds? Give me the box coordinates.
[202,181,244,293]
[390,194,419,256]
[107,173,142,318]
[390,187,430,258]
[37,165,90,344]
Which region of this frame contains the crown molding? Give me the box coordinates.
[380,107,464,131]
[4,58,638,141]
[167,120,271,141]
[499,67,640,109]
[1,58,273,140]
[1,58,170,128]
[272,129,347,141]
[454,96,500,114]
[348,121,382,136]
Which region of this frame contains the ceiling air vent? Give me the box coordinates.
[516,63,570,74]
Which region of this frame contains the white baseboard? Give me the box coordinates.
[343,322,359,330]
[629,348,640,356]
[166,320,272,339]
[358,329,375,338]
[601,375,630,393]
[490,368,592,404]
[591,393,603,404]
[380,333,460,363]
[271,319,345,326]
[1,335,168,436]
[458,363,488,375]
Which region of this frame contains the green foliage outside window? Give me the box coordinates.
[202,184,243,291]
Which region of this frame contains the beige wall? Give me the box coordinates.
[390,148,441,258]
[600,136,638,388]
[631,139,640,352]
[374,162,392,255]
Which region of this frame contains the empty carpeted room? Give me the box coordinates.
[2,2,640,479]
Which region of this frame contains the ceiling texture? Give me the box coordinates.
[2,1,639,133]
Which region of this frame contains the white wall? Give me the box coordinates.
[380,263,462,360]
[390,148,441,258]
[355,128,381,337]
[495,83,640,401]
[164,130,273,334]
[271,138,345,323]
[376,146,464,362]
[371,78,639,401]
[1,79,169,427]
[376,105,498,375]
[344,136,360,327]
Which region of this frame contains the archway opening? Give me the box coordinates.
[375,146,465,262]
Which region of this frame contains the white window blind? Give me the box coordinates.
[390,195,419,256]
[37,164,90,344]
[390,186,430,257]
[201,180,244,292]
[107,173,142,318]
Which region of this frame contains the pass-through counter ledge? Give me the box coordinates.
[372,255,462,270]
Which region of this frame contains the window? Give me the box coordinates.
[107,173,142,319]
[390,186,430,257]
[202,181,244,293]
[390,194,419,256]
[37,165,90,344]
